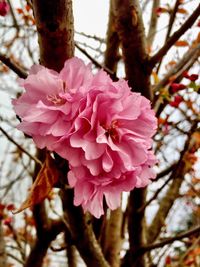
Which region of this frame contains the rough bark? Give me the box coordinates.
[113,0,152,99]
[104,208,123,267]
[60,189,110,267]
[24,220,65,267]
[104,0,120,78]
[127,189,147,267]
[32,0,74,71]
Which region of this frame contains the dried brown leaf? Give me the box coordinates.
[13,153,60,213]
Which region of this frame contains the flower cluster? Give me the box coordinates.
[13,57,157,218]
[0,1,9,17]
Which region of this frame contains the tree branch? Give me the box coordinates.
[156,0,181,72]
[137,175,174,214]
[113,1,153,266]
[155,162,178,181]
[32,0,74,71]
[147,0,160,49]
[0,126,42,166]
[147,121,198,244]
[153,44,200,93]
[60,188,110,267]
[0,53,27,79]
[24,220,65,267]
[149,3,200,68]
[75,42,116,78]
[104,0,120,80]
[104,207,123,267]
[113,0,151,99]
[141,225,200,252]
[153,44,200,116]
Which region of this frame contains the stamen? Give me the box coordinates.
[63,81,67,92]
[46,94,66,105]
[103,120,119,141]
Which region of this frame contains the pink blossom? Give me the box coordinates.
[0,1,9,16]
[13,57,157,218]
[13,57,93,152]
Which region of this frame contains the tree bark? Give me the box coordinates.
[113,0,151,99]
[32,0,74,71]
[24,221,64,267]
[60,189,110,267]
[104,208,123,267]
[104,0,120,78]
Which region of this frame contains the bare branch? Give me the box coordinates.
[149,4,200,68]
[60,188,110,267]
[153,44,200,116]
[138,175,174,213]
[147,0,160,48]
[104,0,120,78]
[156,0,181,72]
[7,0,20,31]
[75,43,116,78]
[24,220,65,267]
[104,207,123,267]
[141,225,200,252]
[0,126,42,166]
[165,0,180,41]
[155,162,178,180]
[0,53,27,79]
[113,0,151,99]
[147,121,198,244]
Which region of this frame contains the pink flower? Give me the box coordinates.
[13,57,93,151]
[13,57,157,218]
[68,151,157,218]
[0,1,9,16]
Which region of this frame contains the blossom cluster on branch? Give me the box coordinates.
[13,57,157,217]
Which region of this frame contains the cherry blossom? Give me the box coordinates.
[13,57,157,217]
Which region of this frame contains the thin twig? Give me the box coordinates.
[6,252,25,265]
[138,175,174,213]
[156,0,181,73]
[155,163,178,180]
[149,3,200,68]
[141,225,200,252]
[0,126,42,166]
[75,42,116,78]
